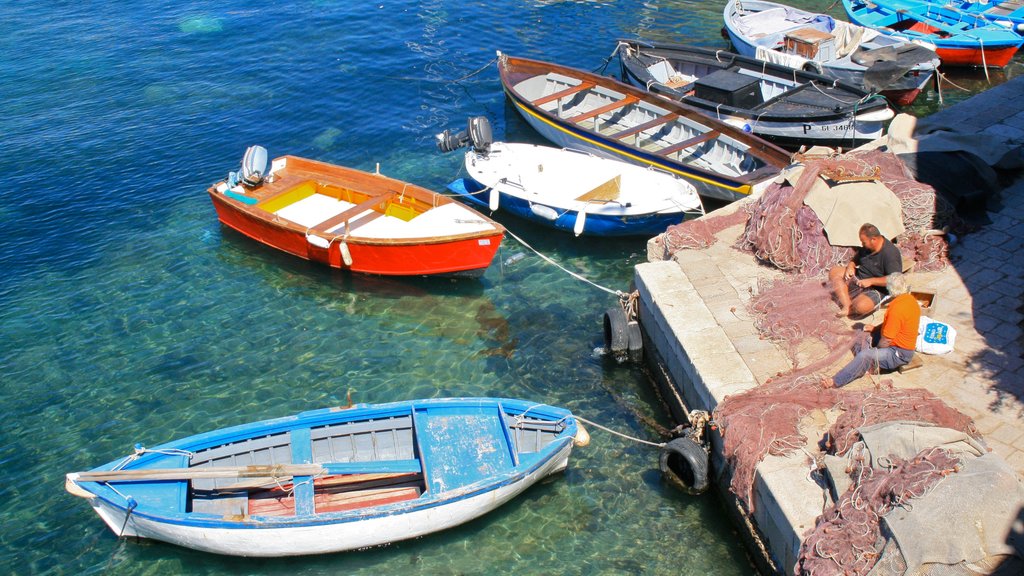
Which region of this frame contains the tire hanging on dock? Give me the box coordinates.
[603,307,643,362]
[659,435,709,495]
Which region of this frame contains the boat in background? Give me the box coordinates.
[66,397,583,557]
[924,0,1024,33]
[618,40,894,149]
[842,0,1023,67]
[722,0,940,106]
[496,52,791,205]
[437,117,704,237]
[207,148,504,277]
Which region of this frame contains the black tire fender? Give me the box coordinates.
[626,320,643,363]
[659,436,709,495]
[603,308,628,356]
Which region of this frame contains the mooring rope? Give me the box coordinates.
[502,228,623,296]
[383,56,497,83]
[572,415,667,448]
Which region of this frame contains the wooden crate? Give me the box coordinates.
[783,28,836,61]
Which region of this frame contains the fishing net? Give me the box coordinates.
[796,448,963,576]
[658,149,961,274]
[825,388,981,456]
[657,205,749,252]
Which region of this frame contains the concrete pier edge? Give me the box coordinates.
[635,75,1024,574]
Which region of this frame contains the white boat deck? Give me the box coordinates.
[274,193,496,239]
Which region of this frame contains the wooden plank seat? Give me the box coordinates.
[611,113,679,140]
[248,471,423,517]
[656,130,720,156]
[566,96,639,124]
[312,190,396,233]
[532,81,595,106]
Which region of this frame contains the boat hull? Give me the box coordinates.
[84,440,572,557]
[207,156,504,277]
[449,178,693,237]
[209,194,502,277]
[68,397,578,557]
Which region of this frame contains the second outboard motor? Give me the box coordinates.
[435,116,493,154]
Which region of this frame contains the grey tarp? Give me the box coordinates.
[824,421,1024,575]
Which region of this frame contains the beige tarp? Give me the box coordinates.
[777,163,905,247]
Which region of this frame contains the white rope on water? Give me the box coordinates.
[572,415,667,448]
[502,228,623,296]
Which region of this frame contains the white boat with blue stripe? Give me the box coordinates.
[65,397,583,557]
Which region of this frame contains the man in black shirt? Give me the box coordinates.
[828,223,903,318]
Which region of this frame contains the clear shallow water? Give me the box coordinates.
[0,1,1017,574]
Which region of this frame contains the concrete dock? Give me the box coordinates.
[635,76,1024,574]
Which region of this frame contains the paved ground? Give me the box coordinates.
[637,74,1024,572]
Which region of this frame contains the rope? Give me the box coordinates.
[592,43,623,74]
[502,228,623,296]
[573,415,667,448]
[383,56,497,83]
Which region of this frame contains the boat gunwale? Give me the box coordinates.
[496,53,791,192]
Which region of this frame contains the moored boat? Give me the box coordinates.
[722,0,941,105]
[925,0,1024,33]
[207,148,504,277]
[437,117,704,236]
[65,397,582,557]
[842,0,1024,67]
[496,52,791,204]
[618,40,895,149]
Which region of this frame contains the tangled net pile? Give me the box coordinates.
[797,448,963,576]
[657,205,749,253]
[826,387,981,456]
[659,149,961,273]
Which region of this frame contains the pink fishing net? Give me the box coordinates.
[796,448,963,576]
[705,149,976,525]
[659,149,960,273]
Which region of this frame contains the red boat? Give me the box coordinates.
[208,148,505,277]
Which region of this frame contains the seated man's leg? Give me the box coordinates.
[849,288,882,318]
[834,346,909,386]
[832,348,874,387]
[829,266,853,316]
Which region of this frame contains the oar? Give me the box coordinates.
[67,464,326,483]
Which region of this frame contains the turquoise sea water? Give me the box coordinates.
[0,1,1017,574]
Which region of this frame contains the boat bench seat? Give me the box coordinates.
[312,191,396,234]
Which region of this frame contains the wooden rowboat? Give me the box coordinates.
[618,40,895,149]
[66,397,583,557]
[842,0,1023,67]
[497,52,791,205]
[207,149,504,277]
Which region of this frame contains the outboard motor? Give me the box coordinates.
[435,116,493,154]
[229,145,269,188]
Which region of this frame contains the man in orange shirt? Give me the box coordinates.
[822,272,921,388]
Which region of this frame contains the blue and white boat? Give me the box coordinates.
[722,0,940,105]
[924,0,1024,33]
[842,0,1024,67]
[66,397,583,557]
[437,117,704,237]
